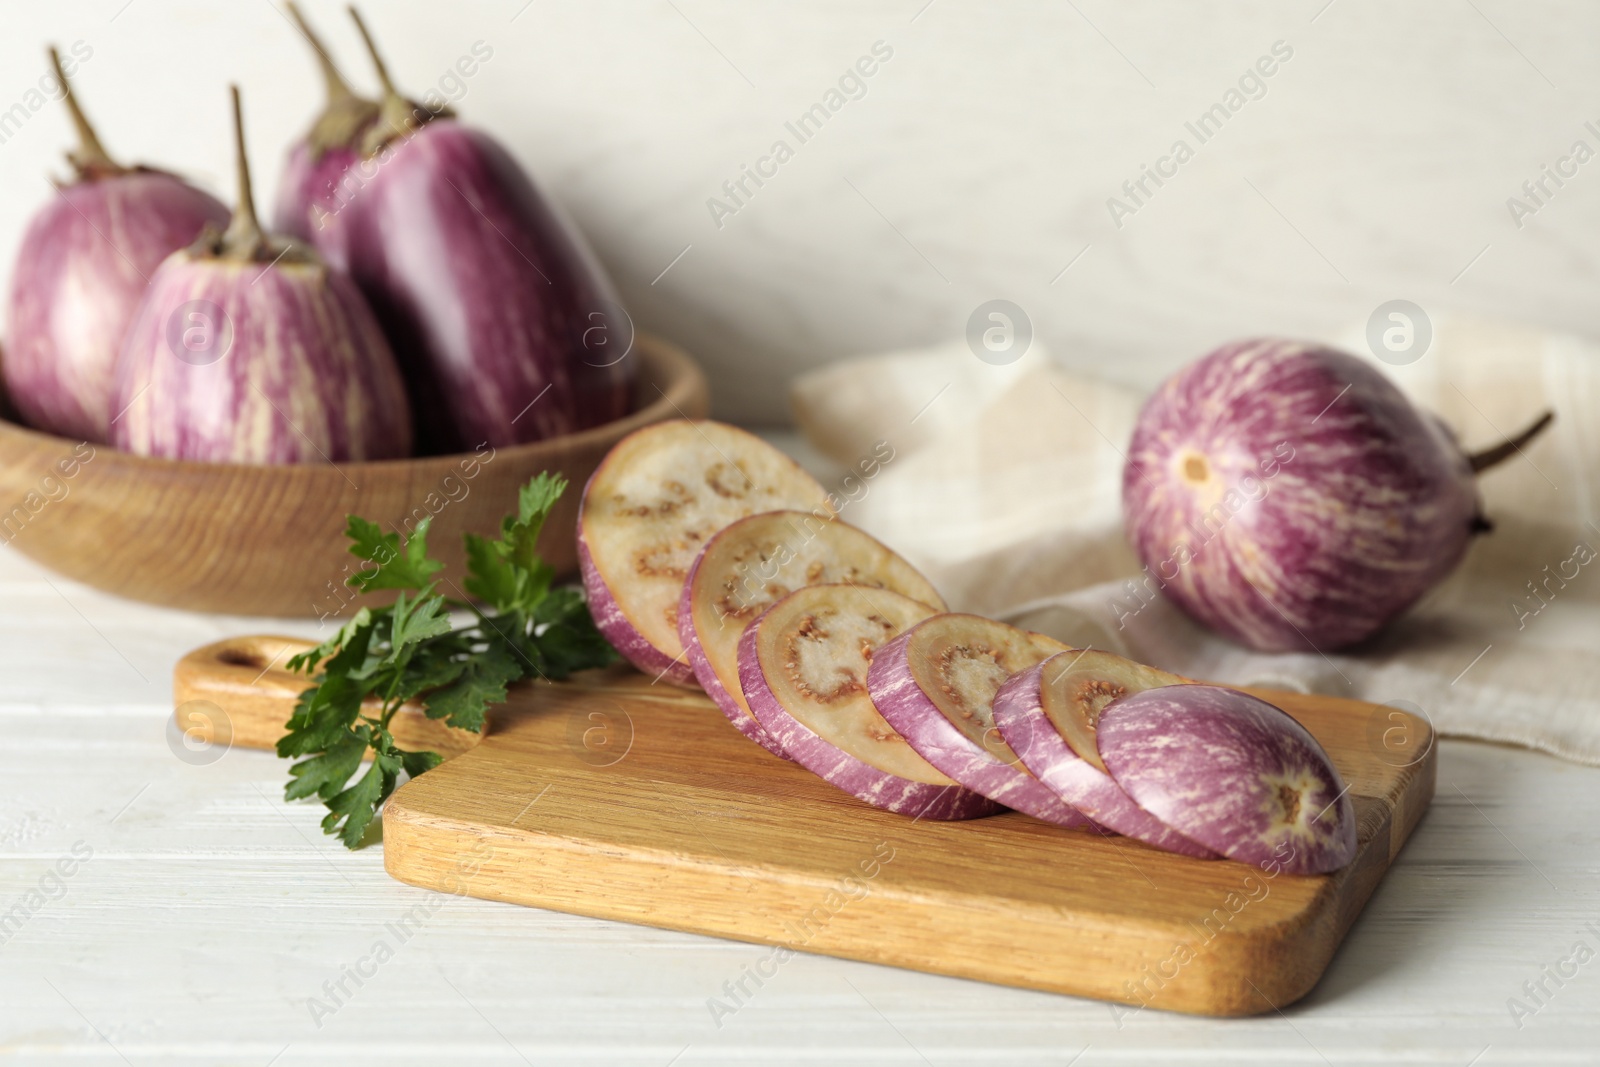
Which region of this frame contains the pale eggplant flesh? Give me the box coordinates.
[578,420,834,685]
[739,585,1001,820]
[679,509,945,759]
[866,613,1096,829]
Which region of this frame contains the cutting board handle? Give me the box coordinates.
[172,635,485,757]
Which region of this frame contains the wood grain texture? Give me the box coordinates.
[0,334,708,617]
[13,623,1588,1064]
[10,422,1590,1060]
[376,668,1435,1017]
[173,635,484,758]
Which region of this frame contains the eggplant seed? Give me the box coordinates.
[1277,782,1302,825]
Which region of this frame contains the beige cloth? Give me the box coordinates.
[791,316,1600,765]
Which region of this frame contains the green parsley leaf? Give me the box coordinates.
[461,532,527,615]
[387,590,453,654]
[277,675,365,759]
[285,728,369,802]
[279,472,615,849]
[530,587,620,679]
[321,730,402,847]
[400,749,443,780]
[286,607,375,677]
[387,640,471,706]
[346,515,444,592]
[503,472,566,571]
[423,640,523,733]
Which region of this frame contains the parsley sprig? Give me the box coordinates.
[278,473,616,847]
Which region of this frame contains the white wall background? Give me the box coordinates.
[1,0,1597,423]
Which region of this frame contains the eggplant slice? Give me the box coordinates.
[681,510,945,758]
[1098,684,1357,873]
[867,613,1095,828]
[739,585,1000,820]
[578,420,832,685]
[993,652,1218,858]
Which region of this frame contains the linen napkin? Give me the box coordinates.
[790,316,1600,765]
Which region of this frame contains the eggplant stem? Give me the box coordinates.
[348,5,446,156]
[220,85,267,260]
[49,45,123,179]
[197,86,315,266]
[1467,409,1555,474]
[347,6,398,99]
[282,3,379,160]
[286,1,359,106]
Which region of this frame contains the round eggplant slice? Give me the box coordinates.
[1042,649,1191,773]
[993,654,1217,858]
[739,585,1000,820]
[680,510,945,759]
[866,614,1094,828]
[1098,685,1358,874]
[578,420,833,685]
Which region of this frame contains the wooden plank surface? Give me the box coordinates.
[172,635,484,758]
[169,613,1433,1017]
[375,667,1434,1016]
[3,541,1593,1063]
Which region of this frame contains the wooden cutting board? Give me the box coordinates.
[175,636,1435,1017]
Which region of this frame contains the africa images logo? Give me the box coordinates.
[706,41,895,229]
[1106,40,1294,229]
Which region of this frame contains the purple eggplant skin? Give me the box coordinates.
[866,627,1096,829]
[991,662,1218,858]
[311,10,633,454]
[111,253,411,463]
[274,140,363,253]
[269,2,378,261]
[737,613,1002,821]
[1122,338,1551,652]
[111,86,411,465]
[1096,684,1357,875]
[2,47,228,444]
[332,120,630,452]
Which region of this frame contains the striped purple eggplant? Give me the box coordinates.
[111,88,410,464]
[578,419,833,685]
[865,615,1096,829]
[992,655,1217,858]
[738,585,1001,820]
[2,46,228,443]
[1096,684,1357,874]
[285,10,634,453]
[270,2,378,262]
[1122,338,1553,651]
[678,509,946,759]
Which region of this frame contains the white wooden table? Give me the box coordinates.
[3,526,1597,1066]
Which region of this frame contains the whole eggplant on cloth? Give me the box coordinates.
[271,1,378,258]
[1122,338,1554,651]
[112,87,411,464]
[2,46,229,443]
[279,9,633,453]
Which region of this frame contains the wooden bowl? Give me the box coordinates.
[0,334,708,617]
